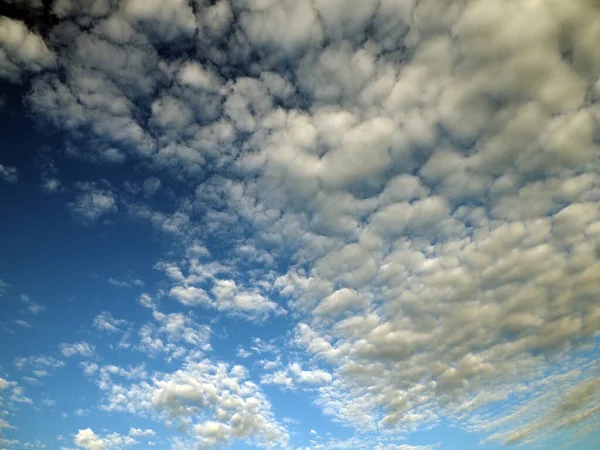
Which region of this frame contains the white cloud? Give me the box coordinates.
[60,341,95,358]
[95,359,288,449]
[137,308,211,360]
[161,258,285,320]
[236,347,252,359]
[128,428,155,438]
[74,428,136,450]
[138,292,156,309]
[0,377,10,390]
[93,312,128,333]
[261,362,332,389]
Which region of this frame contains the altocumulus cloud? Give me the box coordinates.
[0,0,599,449]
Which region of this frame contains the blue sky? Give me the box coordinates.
[1,0,600,449]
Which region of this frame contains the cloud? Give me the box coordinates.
[1,0,600,447]
[236,347,252,359]
[0,279,8,296]
[60,341,95,358]
[0,164,18,184]
[107,277,144,288]
[137,307,212,360]
[93,312,128,333]
[0,377,10,390]
[261,362,332,389]
[94,359,288,449]
[19,294,47,316]
[68,183,117,223]
[142,177,161,196]
[74,428,136,450]
[15,355,65,377]
[0,16,54,82]
[160,258,285,320]
[127,428,155,438]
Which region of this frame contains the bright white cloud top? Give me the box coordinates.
[0,0,599,449]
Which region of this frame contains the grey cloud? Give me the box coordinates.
[0,164,18,184]
[69,182,117,223]
[142,177,161,196]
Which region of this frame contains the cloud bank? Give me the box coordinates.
[1,0,599,449]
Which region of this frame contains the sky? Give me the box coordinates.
[0,0,599,449]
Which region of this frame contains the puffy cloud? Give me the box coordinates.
[60,341,95,358]
[74,428,135,450]
[0,17,54,82]
[0,377,10,390]
[137,307,212,361]
[95,359,288,449]
[158,256,285,320]
[2,0,600,447]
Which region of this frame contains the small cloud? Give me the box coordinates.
[93,312,128,333]
[236,347,252,358]
[60,341,95,358]
[15,355,65,377]
[42,398,55,407]
[107,278,131,288]
[41,177,60,193]
[20,295,46,315]
[129,428,155,437]
[142,177,161,196]
[138,293,156,309]
[68,182,117,223]
[28,303,46,315]
[0,279,8,296]
[0,164,18,184]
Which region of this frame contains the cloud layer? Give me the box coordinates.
[1,0,599,449]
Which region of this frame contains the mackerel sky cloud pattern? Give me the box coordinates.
[0,0,599,449]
